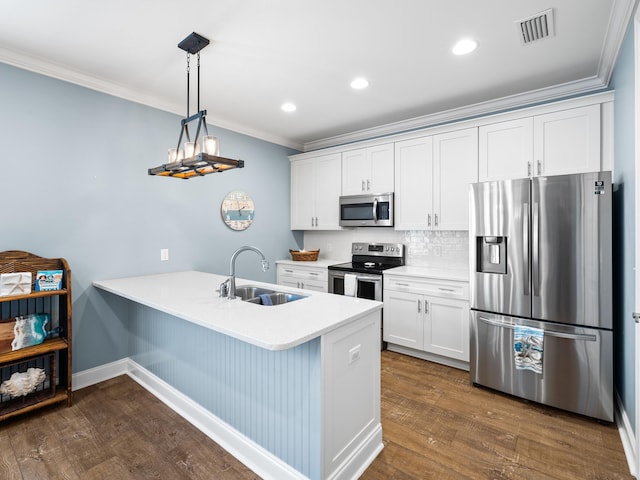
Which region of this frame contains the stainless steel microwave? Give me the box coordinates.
[339,193,394,227]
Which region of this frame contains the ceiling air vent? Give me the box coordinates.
[517,8,555,45]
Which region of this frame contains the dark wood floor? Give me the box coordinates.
[0,351,633,479]
[365,352,632,480]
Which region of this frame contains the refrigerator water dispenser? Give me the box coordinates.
[476,236,507,274]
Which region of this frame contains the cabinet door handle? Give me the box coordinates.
[537,160,542,175]
[417,300,421,313]
[438,287,455,292]
[301,282,305,288]
[367,179,370,191]
[427,214,431,226]
[434,214,438,227]
[362,180,365,191]
[528,161,532,177]
[309,272,319,276]
[284,269,294,273]
[425,300,429,314]
[395,282,410,287]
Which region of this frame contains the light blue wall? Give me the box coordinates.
[0,62,301,373]
[127,302,322,479]
[611,20,636,430]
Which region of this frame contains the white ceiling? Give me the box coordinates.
[0,1,636,151]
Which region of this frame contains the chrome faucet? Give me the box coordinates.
[219,245,269,299]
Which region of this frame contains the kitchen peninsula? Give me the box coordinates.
[93,270,383,480]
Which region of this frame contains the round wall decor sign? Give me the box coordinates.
[221,191,255,231]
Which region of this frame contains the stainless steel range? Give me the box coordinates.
[328,242,405,302]
[329,242,404,350]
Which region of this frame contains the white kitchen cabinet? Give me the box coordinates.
[277,263,328,292]
[291,153,342,230]
[383,273,470,368]
[382,289,424,350]
[341,143,394,195]
[479,104,601,181]
[434,128,479,230]
[394,128,478,231]
[393,136,433,230]
[533,104,601,177]
[479,117,534,181]
[423,295,469,362]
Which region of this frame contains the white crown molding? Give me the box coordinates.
[303,76,608,152]
[302,0,637,152]
[599,0,639,86]
[0,47,304,152]
[2,0,635,155]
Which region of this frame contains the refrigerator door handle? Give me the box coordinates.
[477,316,597,342]
[532,202,540,297]
[523,203,529,296]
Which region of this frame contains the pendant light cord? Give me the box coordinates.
[186,52,190,118]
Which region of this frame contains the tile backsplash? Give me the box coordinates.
[303,229,469,270]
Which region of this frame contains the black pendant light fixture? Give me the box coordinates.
[148,32,245,179]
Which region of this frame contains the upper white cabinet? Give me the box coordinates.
[479,118,533,181]
[395,128,478,231]
[394,136,433,230]
[291,153,342,230]
[434,128,479,230]
[341,144,394,195]
[479,104,601,181]
[533,105,601,177]
[289,93,611,232]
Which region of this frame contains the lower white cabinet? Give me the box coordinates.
[383,273,470,367]
[277,263,328,292]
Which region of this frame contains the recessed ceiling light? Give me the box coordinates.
[452,38,478,55]
[350,77,369,90]
[281,102,297,112]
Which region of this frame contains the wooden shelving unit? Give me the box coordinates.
[0,251,72,420]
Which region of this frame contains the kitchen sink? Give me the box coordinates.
[234,286,275,301]
[235,285,307,306]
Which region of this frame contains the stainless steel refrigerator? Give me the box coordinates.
[469,171,613,422]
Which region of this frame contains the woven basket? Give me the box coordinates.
[289,249,320,261]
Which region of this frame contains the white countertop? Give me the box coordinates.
[275,258,346,268]
[93,271,381,351]
[384,265,469,282]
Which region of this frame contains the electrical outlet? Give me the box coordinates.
[348,344,361,364]
[160,249,169,261]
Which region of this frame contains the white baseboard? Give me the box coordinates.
[72,358,129,391]
[125,359,306,480]
[72,359,306,480]
[615,391,637,478]
[386,344,470,371]
[327,424,383,480]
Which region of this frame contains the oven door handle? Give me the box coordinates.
[356,275,382,283]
